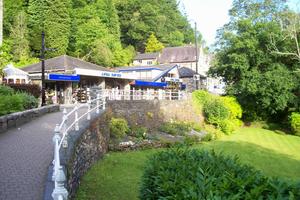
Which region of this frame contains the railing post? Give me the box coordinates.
[62,108,68,134]
[52,124,61,182]
[52,166,68,200]
[103,96,106,110]
[96,93,100,114]
[87,100,91,120]
[75,105,79,131]
[169,90,172,100]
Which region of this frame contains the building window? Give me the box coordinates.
[8,79,14,84]
[138,60,142,63]
[21,79,26,84]
[147,61,153,65]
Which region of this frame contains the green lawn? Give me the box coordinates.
[75,128,300,200]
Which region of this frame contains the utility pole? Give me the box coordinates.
[41,32,46,106]
[0,0,3,46]
[194,22,199,90]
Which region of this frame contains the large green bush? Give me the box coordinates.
[109,117,129,139]
[192,90,213,107]
[203,99,229,125]
[221,96,242,119]
[140,148,300,199]
[0,94,24,116]
[289,112,300,136]
[0,85,14,95]
[17,92,39,109]
[0,85,39,116]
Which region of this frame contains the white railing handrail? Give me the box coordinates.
[51,93,105,200]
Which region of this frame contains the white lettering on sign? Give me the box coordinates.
[75,68,136,79]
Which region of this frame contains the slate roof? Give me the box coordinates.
[134,52,159,60]
[116,64,176,72]
[22,55,110,73]
[178,67,206,78]
[158,46,199,63]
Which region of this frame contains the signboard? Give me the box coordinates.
[75,68,136,80]
[48,74,80,82]
[164,77,182,83]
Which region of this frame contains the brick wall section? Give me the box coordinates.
[0,105,60,133]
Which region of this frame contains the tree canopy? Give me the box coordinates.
[1,0,197,68]
[210,0,300,121]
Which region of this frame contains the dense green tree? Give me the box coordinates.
[145,33,164,53]
[28,0,71,57]
[115,0,195,51]
[210,0,299,120]
[10,11,30,62]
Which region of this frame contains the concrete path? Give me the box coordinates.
[0,109,65,200]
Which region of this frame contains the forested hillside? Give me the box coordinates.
[0,0,195,69]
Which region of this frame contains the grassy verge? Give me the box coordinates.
[76,128,300,200]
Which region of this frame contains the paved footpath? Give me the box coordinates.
[0,110,65,200]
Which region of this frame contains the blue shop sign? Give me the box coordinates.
[48,74,80,82]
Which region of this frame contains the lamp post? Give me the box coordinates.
[41,32,46,106]
[40,32,57,106]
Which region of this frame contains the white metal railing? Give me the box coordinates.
[51,93,106,200]
[103,89,187,101]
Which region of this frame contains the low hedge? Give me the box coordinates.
[0,85,39,116]
[140,148,300,199]
[7,83,41,98]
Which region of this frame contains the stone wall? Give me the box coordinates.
[107,98,203,131]
[0,105,60,133]
[58,111,111,198]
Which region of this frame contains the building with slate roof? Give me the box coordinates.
[133,52,159,66]
[21,55,135,104]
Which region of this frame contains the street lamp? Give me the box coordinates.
[40,32,57,106]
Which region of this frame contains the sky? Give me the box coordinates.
[181,0,300,47]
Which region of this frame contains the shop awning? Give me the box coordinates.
[132,80,167,88]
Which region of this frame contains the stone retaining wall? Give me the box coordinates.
[107,99,203,131]
[0,105,60,133]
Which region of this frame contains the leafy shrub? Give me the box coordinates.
[202,124,224,141]
[140,149,300,199]
[220,119,242,135]
[109,117,129,139]
[130,126,148,138]
[0,94,24,116]
[0,85,14,95]
[192,90,213,106]
[7,83,41,98]
[221,96,242,119]
[16,93,39,109]
[203,99,229,125]
[184,135,200,145]
[159,121,192,136]
[289,112,300,136]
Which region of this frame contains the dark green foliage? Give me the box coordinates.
[7,84,41,98]
[140,148,300,199]
[159,121,192,136]
[0,85,14,95]
[0,85,38,116]
[28,0,71,57]
[210,0,299,121]
[115,0,195,51]
[0,94,24,116]
[109,117,129,139]
[17,92,38,109]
